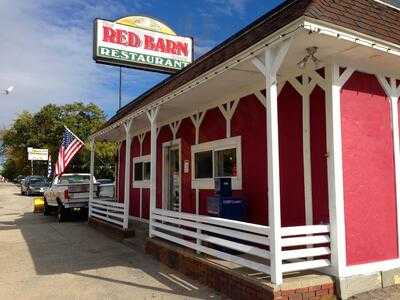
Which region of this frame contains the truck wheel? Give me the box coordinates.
[57,204,65,223]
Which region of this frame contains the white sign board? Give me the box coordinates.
[27,148,48,161]
[93,18,193,73]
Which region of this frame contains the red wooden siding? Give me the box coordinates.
[278,82,306,227]
[116,83,328,228]
[341,72,398,265]
[130,136,140,217]
[175,117,196,214]
[118,141,126,203]
[156,126,173,209]
[310,86,329,224]
[198,107,227,216]
[231,94,267,225]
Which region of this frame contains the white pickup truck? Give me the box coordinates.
[43,173,98,222]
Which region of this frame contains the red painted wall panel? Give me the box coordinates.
[310,86,329,224]
[176,117,196,214]
[342,72,398,265]
[142,188,150,219]
[130,189,140,217]
[231,94,268,225]
[116,84,327,227]
[199,107,226,143]
[118,141,126,203]
[129,136,141,218]
[198,107,228,216]
[278,83,306,227]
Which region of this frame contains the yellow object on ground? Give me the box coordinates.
[33,197,44,213]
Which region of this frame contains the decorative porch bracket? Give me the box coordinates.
[169,120,182,140]
[146,106,160,238]
[219,99,239,138]
[252,38,292,284]
[377,75,400,254]
[89,139,95,219]
[190,111,205,144]
[138,132,146,156]
[123,119,134,230]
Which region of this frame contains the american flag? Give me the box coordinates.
[55,127,84,175]
[48,155,52,178]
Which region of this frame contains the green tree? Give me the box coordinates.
[1,102,117,180]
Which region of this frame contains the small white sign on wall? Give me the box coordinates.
[184,160,190,173]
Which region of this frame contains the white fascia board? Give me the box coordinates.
[90,17,305,141]
[304,17,400,57]
[374,0,400,11]
[341,258,400,278]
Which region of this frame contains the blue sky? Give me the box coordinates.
[0,0,283,127]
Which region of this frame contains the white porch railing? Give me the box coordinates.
[281,225,331,272]
[151,208,331,279]
[90,198,124,227]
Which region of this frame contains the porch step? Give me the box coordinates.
[88,217,135,240]
[145,237,336,300]
[122,219,149,252]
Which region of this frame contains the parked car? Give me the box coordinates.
[43,173,98,222]
[13,175,26,185]
[21,176,49,196]
[96,178,113,184]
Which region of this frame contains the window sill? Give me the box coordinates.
[192,178,242,190]
[132,180,150,188]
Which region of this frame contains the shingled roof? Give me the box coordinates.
[101,0,400,130]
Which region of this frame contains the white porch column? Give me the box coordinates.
[146,107,160,238]
[89,139,95,218]
[325,64,354,277]
[377,76,400,254]
[253,39,291,284]
[391,96,400,253]
[123,119,133,230]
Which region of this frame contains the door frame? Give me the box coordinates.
[162,139,182,212]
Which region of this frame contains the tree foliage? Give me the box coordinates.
[1,102,117,180]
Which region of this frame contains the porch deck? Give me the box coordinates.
[145,236,335,300]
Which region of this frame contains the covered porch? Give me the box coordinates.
[88,16,400,287]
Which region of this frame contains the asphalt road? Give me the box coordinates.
[0,182,221,300]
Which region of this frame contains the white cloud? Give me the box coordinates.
[203,0,250,17]
[0,0,152,127]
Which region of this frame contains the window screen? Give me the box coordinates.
[143,162,151,180]
[195,151,213,178]
[134,162,143,181]
[214,148,237,177]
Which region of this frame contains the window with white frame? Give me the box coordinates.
[191,136,242,190]
[132,155,151,188]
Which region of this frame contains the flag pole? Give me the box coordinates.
[63,125,84,144]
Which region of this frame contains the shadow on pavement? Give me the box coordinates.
[1,205,217,299]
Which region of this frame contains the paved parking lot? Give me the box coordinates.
[0,182,221,300]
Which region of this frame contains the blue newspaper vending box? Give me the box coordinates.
[207,196,247,221]
[207,177,247,221]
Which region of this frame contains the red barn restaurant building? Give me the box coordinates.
[89,0,400,298]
